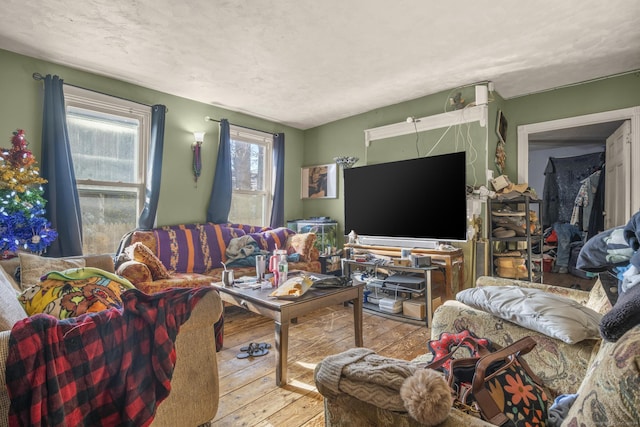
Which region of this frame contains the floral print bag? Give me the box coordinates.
[447,336,551,426]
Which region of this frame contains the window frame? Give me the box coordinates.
[63,85,151,252]
[228,125,274,226]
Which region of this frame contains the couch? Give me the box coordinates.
[315,275,640,427]
[115,222,321,294]
[0,253,223,427]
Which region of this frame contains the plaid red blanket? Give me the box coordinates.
[6,286,213,427]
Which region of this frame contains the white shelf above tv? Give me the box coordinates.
[364,104,487,147]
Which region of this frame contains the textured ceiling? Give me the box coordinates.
[1,0,639,130]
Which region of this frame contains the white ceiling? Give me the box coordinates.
[2,0,639,130]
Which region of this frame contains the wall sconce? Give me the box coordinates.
[334,156,359,169]
[192,131,205,183]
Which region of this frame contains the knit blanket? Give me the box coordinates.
[315,348,420,412]
[6,286,212,427]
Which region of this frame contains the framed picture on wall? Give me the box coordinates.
[496,109,508,143]
[301,163,337,199]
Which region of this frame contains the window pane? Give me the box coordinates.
[229,192,267,226]
[227,126,272,227]
[230,140,266,191]
[77,185,138,254]
[67,107,139,183]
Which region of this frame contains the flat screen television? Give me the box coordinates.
[343,151,467,248]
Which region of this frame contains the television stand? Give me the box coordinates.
[344,243,464,298]
[342,259,438,326]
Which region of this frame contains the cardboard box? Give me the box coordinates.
[432,296,443,312]
[402,299,426,320]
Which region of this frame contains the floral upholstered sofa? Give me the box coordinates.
[315,275,640,427]
[115,222,321,294]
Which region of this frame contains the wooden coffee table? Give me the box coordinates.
[212,276,364,386]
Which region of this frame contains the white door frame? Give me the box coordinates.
[517,106,640,219]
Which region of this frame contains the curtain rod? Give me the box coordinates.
[205,116,277,136]
[32,72,167,111]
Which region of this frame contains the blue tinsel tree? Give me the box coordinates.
[0,129,57,256]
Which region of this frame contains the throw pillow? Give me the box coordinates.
[599,281,640,342]
[0,266,27,330]
[288,233,317,261]
[249,227,296,252]
[18,252,86,290]
[456,286,602,344]
[18,268,130,319]
[125,242,172,280]
[116,260,154,284]
[130,230,158,254]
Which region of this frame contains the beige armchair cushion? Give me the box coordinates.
[562,325,640,427]
[18,253,85,290]
[427,299,599,395]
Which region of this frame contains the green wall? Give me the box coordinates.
[303,73,640,244]
[0,49,306,226]
[2,48,639,246]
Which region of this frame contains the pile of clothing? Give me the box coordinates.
[576,210,640,341]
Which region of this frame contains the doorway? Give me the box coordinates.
[517,107,640,226]
[528,121,620,229]
[516,107,640,287]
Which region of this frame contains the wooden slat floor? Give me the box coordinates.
[211,303,430,427]
[210,271,593,426]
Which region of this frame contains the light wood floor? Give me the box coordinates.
[212,303,430,426]
[211,270,596,426]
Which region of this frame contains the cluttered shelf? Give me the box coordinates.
[344,243,464,298]
[342,256,446,326]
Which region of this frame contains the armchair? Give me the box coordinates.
[0,254,223,427]
[316,276,640,427]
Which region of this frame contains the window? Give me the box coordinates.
[64,86,150,254]
[228,125,273,226]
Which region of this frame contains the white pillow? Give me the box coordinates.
[456,286,602,344]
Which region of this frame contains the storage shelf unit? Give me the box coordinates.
[488,195,543,283]
[342,260,438,326]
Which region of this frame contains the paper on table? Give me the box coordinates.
[269,275,313,299]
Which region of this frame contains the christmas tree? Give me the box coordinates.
[0,129,57,256]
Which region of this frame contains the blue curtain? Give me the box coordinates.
[207,119,232,223]
[270,133,285,228]
[40,75,83,257]
[137,105,166,229]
